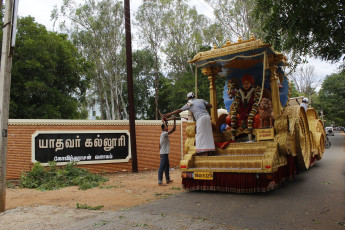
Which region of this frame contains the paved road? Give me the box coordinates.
[60,132,345,230]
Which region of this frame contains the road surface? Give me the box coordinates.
[110,131,345,230]
[3,132,344,230]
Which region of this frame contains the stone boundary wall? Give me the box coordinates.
[6,119,187,179]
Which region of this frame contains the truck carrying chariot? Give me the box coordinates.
[178,35,325,193]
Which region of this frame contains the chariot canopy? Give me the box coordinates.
[188,37,287,71]
[188,36,290,120]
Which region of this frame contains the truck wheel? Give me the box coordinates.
[295,112,311,170]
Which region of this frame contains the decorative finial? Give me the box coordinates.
[213,44,218,49]
[222,40,232,48]
[250,33,255,40]
[238,36,243,43]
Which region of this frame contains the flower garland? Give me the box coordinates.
[239,88,254,104]
[230,86,261,132]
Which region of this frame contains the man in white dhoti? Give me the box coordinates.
[163,92,215,156]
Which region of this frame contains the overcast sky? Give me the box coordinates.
[17,0,341,79]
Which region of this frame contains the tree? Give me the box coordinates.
[53,0,127,120]
[206,0,263,42]
[253,0,345,62]
[317,72,345,126]
[149,76,174,119]
[131,49,157,119]
[135,0,214,119]
[135,0,167,120]
[161,1,210,80]
[288,81,301,98]
[290,64,320,98]
[9,17,90,119]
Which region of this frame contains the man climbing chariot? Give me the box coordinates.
[164,92,216,156]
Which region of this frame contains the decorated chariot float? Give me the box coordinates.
[180,35,325,193]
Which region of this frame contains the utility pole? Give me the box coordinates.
[0,0,18,212]
[124,0,138,173]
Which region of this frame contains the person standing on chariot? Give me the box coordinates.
[230,74,261,135]
[163,92,215,156]
[300,97,308,112]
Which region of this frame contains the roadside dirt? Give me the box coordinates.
[0,168,184,229]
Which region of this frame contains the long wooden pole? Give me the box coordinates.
[0,0,15,212]
[124,0,138,173]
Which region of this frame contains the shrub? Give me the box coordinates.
[20,161,108,191]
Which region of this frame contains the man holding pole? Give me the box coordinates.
[164,92,215,156]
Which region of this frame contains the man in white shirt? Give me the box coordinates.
[158,117,176,186]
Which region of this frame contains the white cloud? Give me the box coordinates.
[308,57,341,78]
[18,0,61,30]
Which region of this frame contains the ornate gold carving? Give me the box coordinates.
[274,114,289,133]
[277,72,284,84]
[238,36,243,43]
[188,39,270,64]
[181,102,324,174]
[315,133,325,160]
[222,40,231,48]
[202,66,221,131]
[275,132,294,156]
[294,110,312,169]
[272,114,294,156]
[269,64,282,117]
[284,106,300,135]
[305,108,325,159]
[201,66,221,76]
[252,128,274,141]
[182,141,291,173]
[186,122,196,137]
[184,122,196,154]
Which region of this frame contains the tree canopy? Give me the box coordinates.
[7,0,343,124]
[53,0,128,120]
[9,16,90,119]
[131,49,156,119]
[316,72,345,126]
[206,0,262,41]
[135,0,214,118]
[254,0,345,62]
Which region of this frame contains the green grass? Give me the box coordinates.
[93,220,111,226]
[20,161,108,191]
[6,181,16,188]
[153,193,172,199]
[76,202,104,210]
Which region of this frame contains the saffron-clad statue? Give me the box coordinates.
[229,74,261,138]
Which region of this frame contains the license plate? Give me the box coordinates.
[194,172,213,180]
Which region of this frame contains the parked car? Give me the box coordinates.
[325,127,334,136]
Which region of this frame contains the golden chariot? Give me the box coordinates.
[179,36,325,193]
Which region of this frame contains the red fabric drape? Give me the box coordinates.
[182,156,297,193]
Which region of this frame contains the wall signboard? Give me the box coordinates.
[32,130,131,165]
